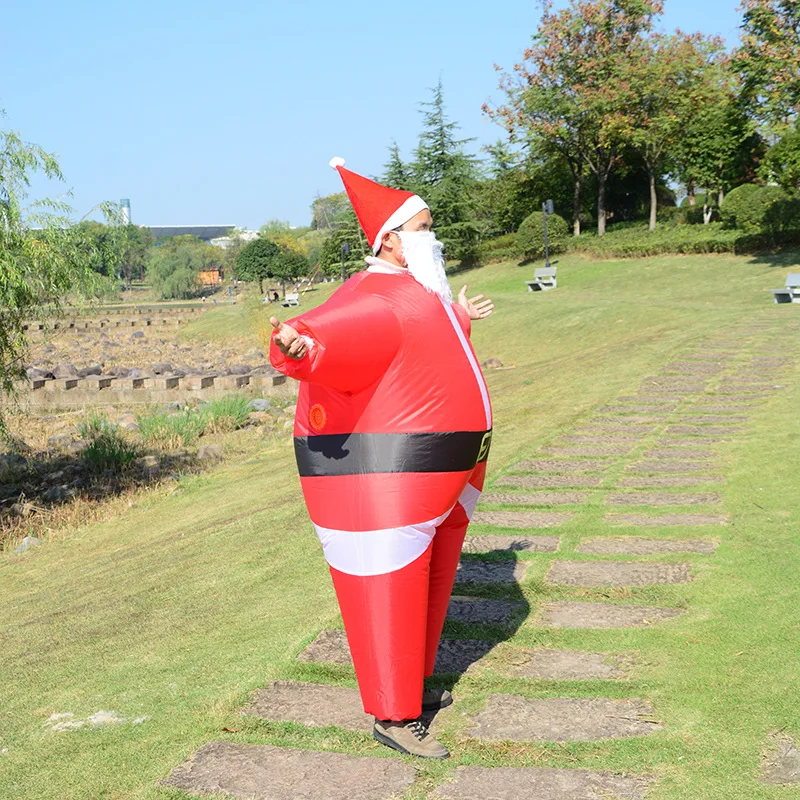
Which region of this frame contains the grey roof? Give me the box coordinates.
[147,225,236,240]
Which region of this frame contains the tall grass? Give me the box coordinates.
[136,408,205,450]
[202,395,252,433]
[77,411,140,473]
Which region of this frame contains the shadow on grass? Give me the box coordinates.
[746,247,800,270]
[426,547,530,702]
[0,444,203,549]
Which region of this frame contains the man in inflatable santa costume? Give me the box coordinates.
[270,158,493,759]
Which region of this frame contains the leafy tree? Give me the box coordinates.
[0,123,104,426]
[236,237,281,293]
[318,207,372,278]
[489,0,665,236]
[310,192,351,230]
[119,224,153,285]
[760,123,800,190]
[147,236,219,299]
[732,0,800,128]
[409,80,482,261]
[272,251,310,294]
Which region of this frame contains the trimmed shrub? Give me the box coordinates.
[720,184,787,233]
[516,212,570,259]
[475,233,517,264]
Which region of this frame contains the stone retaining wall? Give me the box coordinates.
[6,372,294,411]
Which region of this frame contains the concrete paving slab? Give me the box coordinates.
[472,511,574,528]
[492,647,629,680]
[642,448,717,460]
[629,460,715,474]
[466,695,661,742]
[762,735,800,784]
[481,492,589,505]
[536,601,684,628]
[557,434,645,444]
[511,459,608,473]
[547,561,691,587]
[160,742,416,800]
[461,535,561,553]
[616,475,722,487]
[447,597,526,625]
[606,513,727,526]
[242,681,370,731]
[495,475,603,488]
[678,415,747,425]
[432,765,654,800]
[297,630,352,667]
[577,537,716,555]
[666,425,743,436]
[456,559,529,584]
[605,492,720,505]
[543,445,633,457]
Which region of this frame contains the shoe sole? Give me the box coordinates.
[373,728,450,759]
[421,693,454,712]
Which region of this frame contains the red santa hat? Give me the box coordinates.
[329,157,428,254]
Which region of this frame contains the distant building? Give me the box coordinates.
[197,267,224,285]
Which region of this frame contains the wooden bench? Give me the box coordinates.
[525,267,557,292]
[770,273,800,304]
[281,293,300,307]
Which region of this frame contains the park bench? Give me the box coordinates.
[281,293,300,307]
[525,266,557,292]
[770,273,800,304]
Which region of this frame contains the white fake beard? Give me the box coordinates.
[397,231,453,303]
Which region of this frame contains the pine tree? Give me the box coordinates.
[382,142,413,190]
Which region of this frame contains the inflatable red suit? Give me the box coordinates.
[270,159,492,725]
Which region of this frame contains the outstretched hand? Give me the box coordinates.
[457,286,494,320]
[270,316,309,360]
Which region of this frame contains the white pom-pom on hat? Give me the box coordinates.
[329,156,346,170]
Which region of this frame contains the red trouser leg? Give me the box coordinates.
[423,462,486,677]
[329,542,432,722]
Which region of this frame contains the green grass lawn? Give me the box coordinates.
[2,250,800,799]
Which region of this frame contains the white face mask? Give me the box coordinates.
[397,230,453,303]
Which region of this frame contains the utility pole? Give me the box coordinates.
[542,199,554,269]
[340,242,351,283]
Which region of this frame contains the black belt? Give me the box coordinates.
[295,429,492,477]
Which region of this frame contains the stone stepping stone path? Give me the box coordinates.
[641,448,717,460]
[242,681,371,731]
[543,445,634,457]
[599,404,677,414]
[629,460,715,474]
[432,765,654,800]
[556,434,645,444]
[617,475,722,487]
[606,513,727,526]
[605,491,720,506]
[678,415,747,425]
[466,695,661,742]
[456,559,529,584]
[577,423,655,434]
[589,415,665,424]
[447,597,526,625]
[480,491,589,505]
[577,537,716,555]
[495,474,603,488]
[762,735,800,784]
[511,459,608,473]
[297,630,496,674]
[161,742,416,800]
[492,647,630,680]
[547,561,692,587]
[536,602,684,628]
[472,511,574,528]
[461,534,561,553]
[666,425,743,436]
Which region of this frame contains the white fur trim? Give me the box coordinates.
[372,195,429,253]
[329,156,346,169]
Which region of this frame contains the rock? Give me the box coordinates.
[66,440,89,455]
[282,404,298,417]
[42,485,71,502]
[481,358,503,369]
[151,362,173,375]
[202,362,215,371]
[136,455,160,469]
[248,398,271,411]
[15,536,42,554]
[247,412,272,425]
[227,363,253,375]
[244,348,263,361]
[125,368,154,379]
[250,363,274,375]
[197,444,223,461]
[117,413,138,426]
[10,502,34,518]
[51,363,79,378]
[131,331,145,340]
[47,433,73,450]
[121,421,139,432]
[26,366,54,380]
[77,364,103,377]
[0,453,28,477]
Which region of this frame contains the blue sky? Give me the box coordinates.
[2,0,744,229]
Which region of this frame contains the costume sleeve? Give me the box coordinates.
[270,290,402,393]
[452,302,472,338]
